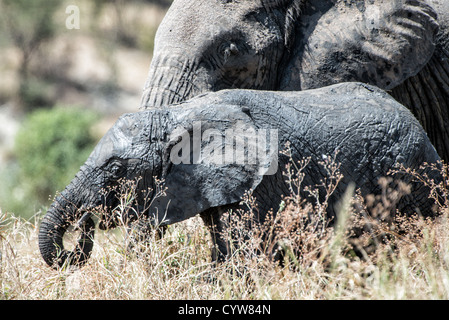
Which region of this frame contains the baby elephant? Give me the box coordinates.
[39,82,441,268]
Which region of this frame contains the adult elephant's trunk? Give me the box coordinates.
[38,174,96,269]
[391,47,449,163]
[140,54,208,109]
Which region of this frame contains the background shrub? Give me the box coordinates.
[10,107,98,216]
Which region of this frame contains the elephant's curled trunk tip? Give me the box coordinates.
[38,208,95,269]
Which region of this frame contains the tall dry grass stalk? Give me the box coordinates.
[1,156,449,300]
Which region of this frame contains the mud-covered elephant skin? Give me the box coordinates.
[141,0,449,162]
[39,82,442,268]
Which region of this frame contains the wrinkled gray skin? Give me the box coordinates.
[39,83,442,268]
[141,0,449,162]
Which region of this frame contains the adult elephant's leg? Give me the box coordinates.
[391,47,449,163]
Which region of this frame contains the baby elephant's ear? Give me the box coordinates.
[151,105,279,225]
[281,0,439,91]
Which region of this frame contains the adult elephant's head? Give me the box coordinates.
[140,0,438,108]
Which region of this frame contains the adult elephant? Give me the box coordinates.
[39,83,442,268]
[141,0,449,162]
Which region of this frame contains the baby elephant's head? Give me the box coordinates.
[38,111,170,268]
[38,98,277,269]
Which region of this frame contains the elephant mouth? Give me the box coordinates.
[62,212,96,267]
[97,194,147,230]
[97,179,164,230]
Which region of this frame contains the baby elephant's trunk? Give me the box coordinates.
[38,190,95,269]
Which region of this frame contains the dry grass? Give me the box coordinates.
[1,157,449,300]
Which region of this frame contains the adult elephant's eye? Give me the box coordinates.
[220,41,240,63]
[224,43,239,60]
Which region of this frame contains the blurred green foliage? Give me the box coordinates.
[18,77,56,110]
[15,107,99,202]
[0,0,61,110]
[0,0,169,111]
[0,0,171,217]
[1,107,99,217]
[0,0,60,47]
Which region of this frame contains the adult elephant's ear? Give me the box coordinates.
[149,101,278,226]
[390,0,449,163]
[280,0,439,91]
